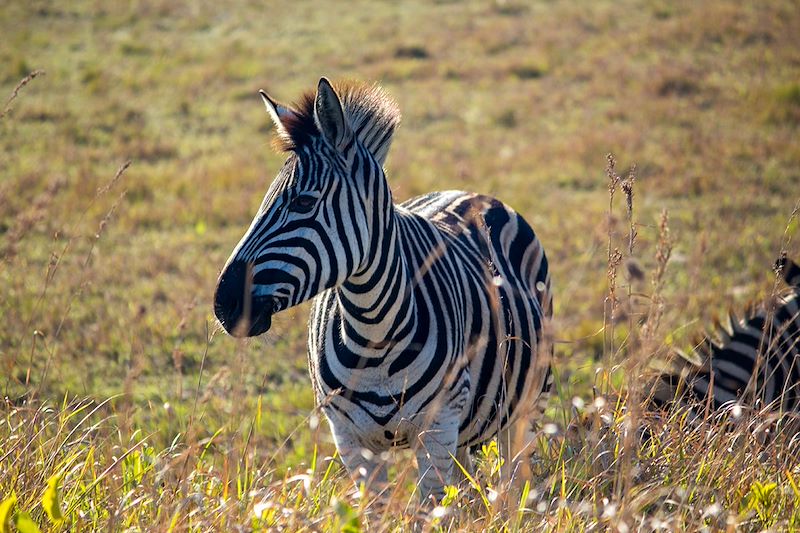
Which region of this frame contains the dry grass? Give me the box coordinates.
[2,0,800,530]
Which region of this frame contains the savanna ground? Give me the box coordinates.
[1,0,800,530]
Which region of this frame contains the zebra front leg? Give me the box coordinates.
[330,428,388,495]
[413,413,460,504]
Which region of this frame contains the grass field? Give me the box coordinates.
[2,0,800,530]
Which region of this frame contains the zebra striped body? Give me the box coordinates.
[309,190,551,452]
[213,79,552,499]
[652,257,800,416]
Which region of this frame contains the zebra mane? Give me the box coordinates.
[649,261,800,410]
[659,256,800,380]
[274,80,401,163]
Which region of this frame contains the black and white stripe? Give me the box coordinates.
[213,78,552,499]
[652,256,800,417]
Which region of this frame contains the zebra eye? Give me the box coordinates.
[288,194,317,214]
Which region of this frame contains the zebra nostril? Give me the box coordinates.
[214,260,249,328]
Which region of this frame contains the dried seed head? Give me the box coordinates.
[606,153,621,195]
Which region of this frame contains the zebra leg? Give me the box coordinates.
[330,428,388,494]
[508,417,534,484]
[503,373,550,486]
[413,413,460,503]
[499,424,512,479]
[453,446,474,487]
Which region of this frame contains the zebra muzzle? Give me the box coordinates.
[216,295,275,338]
[214,260,277,337]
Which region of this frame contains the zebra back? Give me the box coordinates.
[650,256,800,417]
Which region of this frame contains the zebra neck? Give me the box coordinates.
[337,219,418,356]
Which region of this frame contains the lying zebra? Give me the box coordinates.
[561,257,800,471]
[651,256,800,420]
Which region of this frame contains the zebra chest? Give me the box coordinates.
[307,284,478,452]
[311,336,453,399]
[319,363,472,452]
[310,319,469,428]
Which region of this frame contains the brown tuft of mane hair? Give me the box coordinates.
[272,80,401,161]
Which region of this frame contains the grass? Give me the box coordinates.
[1,0,799,530]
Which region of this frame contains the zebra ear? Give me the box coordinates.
[778,256,800,288]
[259,89,295,138]
[313,77,352,151]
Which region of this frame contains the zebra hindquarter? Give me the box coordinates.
[463,204,553,486]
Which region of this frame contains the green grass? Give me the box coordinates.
[1,0,799,530]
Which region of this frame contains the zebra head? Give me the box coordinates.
[214,78,400,337]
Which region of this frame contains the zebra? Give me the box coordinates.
[213,78,552,501]
[651,255,800,420]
